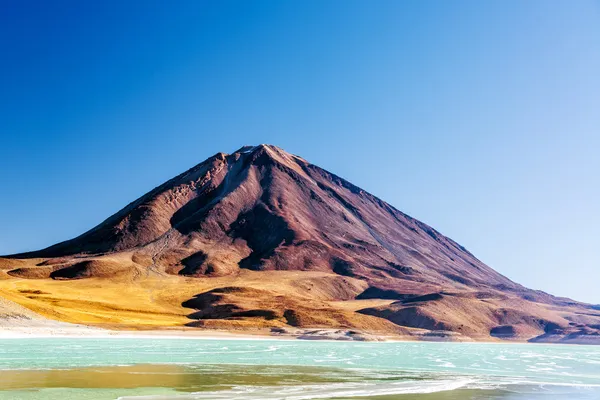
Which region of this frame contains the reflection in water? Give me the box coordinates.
[1,364,363,390]
[0,364,598,400]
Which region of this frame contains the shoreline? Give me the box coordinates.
[1,327,598,346]
[0,326,294,341]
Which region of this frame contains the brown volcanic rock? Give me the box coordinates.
[180,285,405,334]
[10,145,517,290]
[3,144,600,342]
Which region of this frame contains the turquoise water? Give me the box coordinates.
[0,338,599,399]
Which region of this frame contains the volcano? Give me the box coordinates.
[2,144,599,343]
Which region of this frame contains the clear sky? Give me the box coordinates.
[1,1,598,303]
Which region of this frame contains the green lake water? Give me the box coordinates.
[0,338,598,399]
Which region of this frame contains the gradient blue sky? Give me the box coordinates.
[1,1,599,303]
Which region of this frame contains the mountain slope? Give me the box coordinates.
[12,144,516,290]
[2,144,599,342]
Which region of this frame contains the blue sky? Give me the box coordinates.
[1,1,599,303]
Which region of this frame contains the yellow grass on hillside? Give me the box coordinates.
[0,264,403,333]
[2,254,598,342]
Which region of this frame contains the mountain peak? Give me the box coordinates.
[11,143,514,293]
[233,144,281,153]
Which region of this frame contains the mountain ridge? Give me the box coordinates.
[8,145,515,286]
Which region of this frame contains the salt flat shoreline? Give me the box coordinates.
[0,326,455,342]
[2,327,597,346]
[0,327,294,341]
[0,326,400,341]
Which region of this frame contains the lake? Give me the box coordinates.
[0,338,599,399]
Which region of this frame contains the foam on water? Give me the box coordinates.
[116,379,476,399]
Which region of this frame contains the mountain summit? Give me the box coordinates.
[2,144,599,342]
